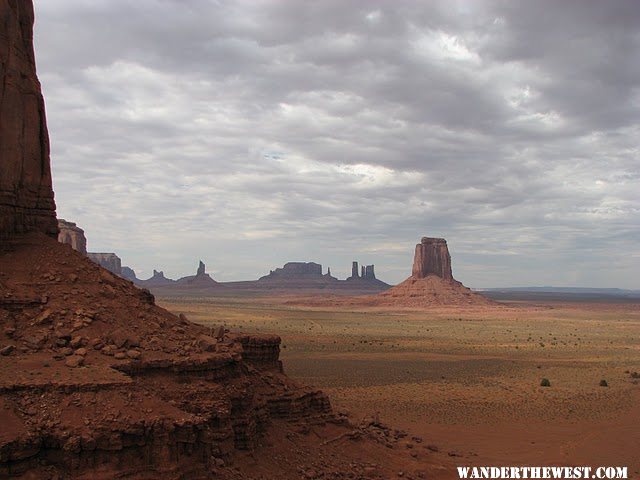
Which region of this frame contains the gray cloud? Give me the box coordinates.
[34,0,640,287]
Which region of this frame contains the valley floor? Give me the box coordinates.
[158,296,640,475]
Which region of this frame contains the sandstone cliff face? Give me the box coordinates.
[411,237,453,281]
[57,219,87,255]
[0,1,57,239]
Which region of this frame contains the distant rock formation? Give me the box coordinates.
[0,1,57,240]
[57,219,87,255]
[138,269,176,287]
[373,236,493,306]
[120,266,137,282]
[364,265,376,279]
[260,262,323,280]
[351,261,359,279]
[347,261,377,281]
[176,260,219,287]
[87,252,122,276]
[412,237,453,281]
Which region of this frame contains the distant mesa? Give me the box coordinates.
[57,219,87,255]
[374,236,493,306]
[55,219,390,293]
[176,260,219,287]
[260,262,325,280]
[257,262,340,289]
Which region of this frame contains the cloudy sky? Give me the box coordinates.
[34,0,639,288]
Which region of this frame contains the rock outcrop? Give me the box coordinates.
[197,259,206,276]
[0,1,57,240]
[371,236,493,307]
[176,260,219,287]
[347,261,378,282]
[351,261,359,279]
[411,237,453,281]
[137,269,176,287]
[365,265,376,279]
[57,219,87,255]
[87,252,122,276]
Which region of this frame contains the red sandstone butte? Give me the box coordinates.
[411,237,453,281]
[0,1,57,240]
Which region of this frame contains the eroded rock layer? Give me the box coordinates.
[0,1,57,239]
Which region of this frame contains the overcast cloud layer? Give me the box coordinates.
[34,0,639,288]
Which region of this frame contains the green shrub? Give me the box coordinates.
[540,378,551,387]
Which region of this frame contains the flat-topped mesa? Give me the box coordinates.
[412,237,453,281]
[0,1,57,239]
[57,219,87,255]
[260,262,323,280]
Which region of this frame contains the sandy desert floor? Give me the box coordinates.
[158,295,640,474]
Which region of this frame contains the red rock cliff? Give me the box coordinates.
[0,0,57,239]
[411,237,453,281]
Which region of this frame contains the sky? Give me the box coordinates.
[33,0,639,288]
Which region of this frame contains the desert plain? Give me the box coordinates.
[158,293,640,474]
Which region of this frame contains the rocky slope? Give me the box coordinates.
[0,235,337,479]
